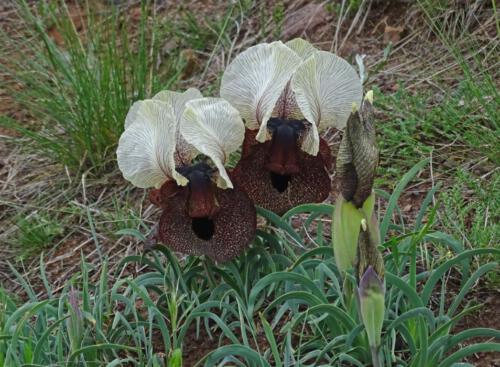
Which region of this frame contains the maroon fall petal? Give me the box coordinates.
[232,129,332,215]
[149,180,179,207]
[156,185,256,263]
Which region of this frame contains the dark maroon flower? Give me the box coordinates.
[151,165,256,263]
[220,39,362,214]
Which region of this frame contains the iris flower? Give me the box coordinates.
[220,38,362,214]
[117,89,256,263]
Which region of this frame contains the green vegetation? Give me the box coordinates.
[374,0,499,270]
[1,2,157,171]
[0,1,253,174]
[15,212,63,260]
[441,170,499,249]
[1,167,498,365]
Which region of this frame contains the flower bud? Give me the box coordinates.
[336,91,378,208]
[355,194,384,281]
[358,266,385,350]
[66,287,83,353]
[168,348,183,367]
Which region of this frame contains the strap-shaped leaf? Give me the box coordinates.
[181,98,245,188]
[220,41,301,142]
[292,51,362,155]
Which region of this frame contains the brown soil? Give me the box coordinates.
[451,285,500,366]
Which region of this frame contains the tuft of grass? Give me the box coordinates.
[271,2,285,38]
[15,212,64,260]
[376,75,498,183]
[0,1,251,178]
[440,169,499,284]
[0,1,170,174]
[375,0,498,181]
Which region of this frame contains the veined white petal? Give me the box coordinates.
[286,38,317,60]
[220,41,301,142]
[117,100,188,188]
[181,98,245,189]
[125,89,203,130]
[153,88,203,125]
[300,120,321,156]
[152,88,203,166]
[292,51,362,155]
[124,100,142,130]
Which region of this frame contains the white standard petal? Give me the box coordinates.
[153,88,203,125]
[292,51,362,155]
[124,100,142,130]
[220,41,301,142]
[117,100,188,188]
[152,88,203,165]
[181,98,245,189]
[285,38,317,60]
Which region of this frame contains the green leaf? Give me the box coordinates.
[168,348,182,367]
[282,203,334,220]
[421,249,500,305]
[259,314,282,367]
[256,206,302,244]
[447,262,498,317]
[248,272,327,315]
[115,228,147,241]
[67,344,139,364]
[439,343,500,367]
[380,159,429,240]
[204,344,272,366]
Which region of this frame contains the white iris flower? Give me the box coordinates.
[220,38,363,156]
[116,88,245,190]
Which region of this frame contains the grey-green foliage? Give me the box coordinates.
[1,162,498,366]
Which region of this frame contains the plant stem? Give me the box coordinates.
[371,346,382,367]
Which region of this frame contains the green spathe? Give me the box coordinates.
[333,193,376,274]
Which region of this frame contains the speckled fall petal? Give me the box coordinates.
[231,129,332,215]
[155,184,256,263]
